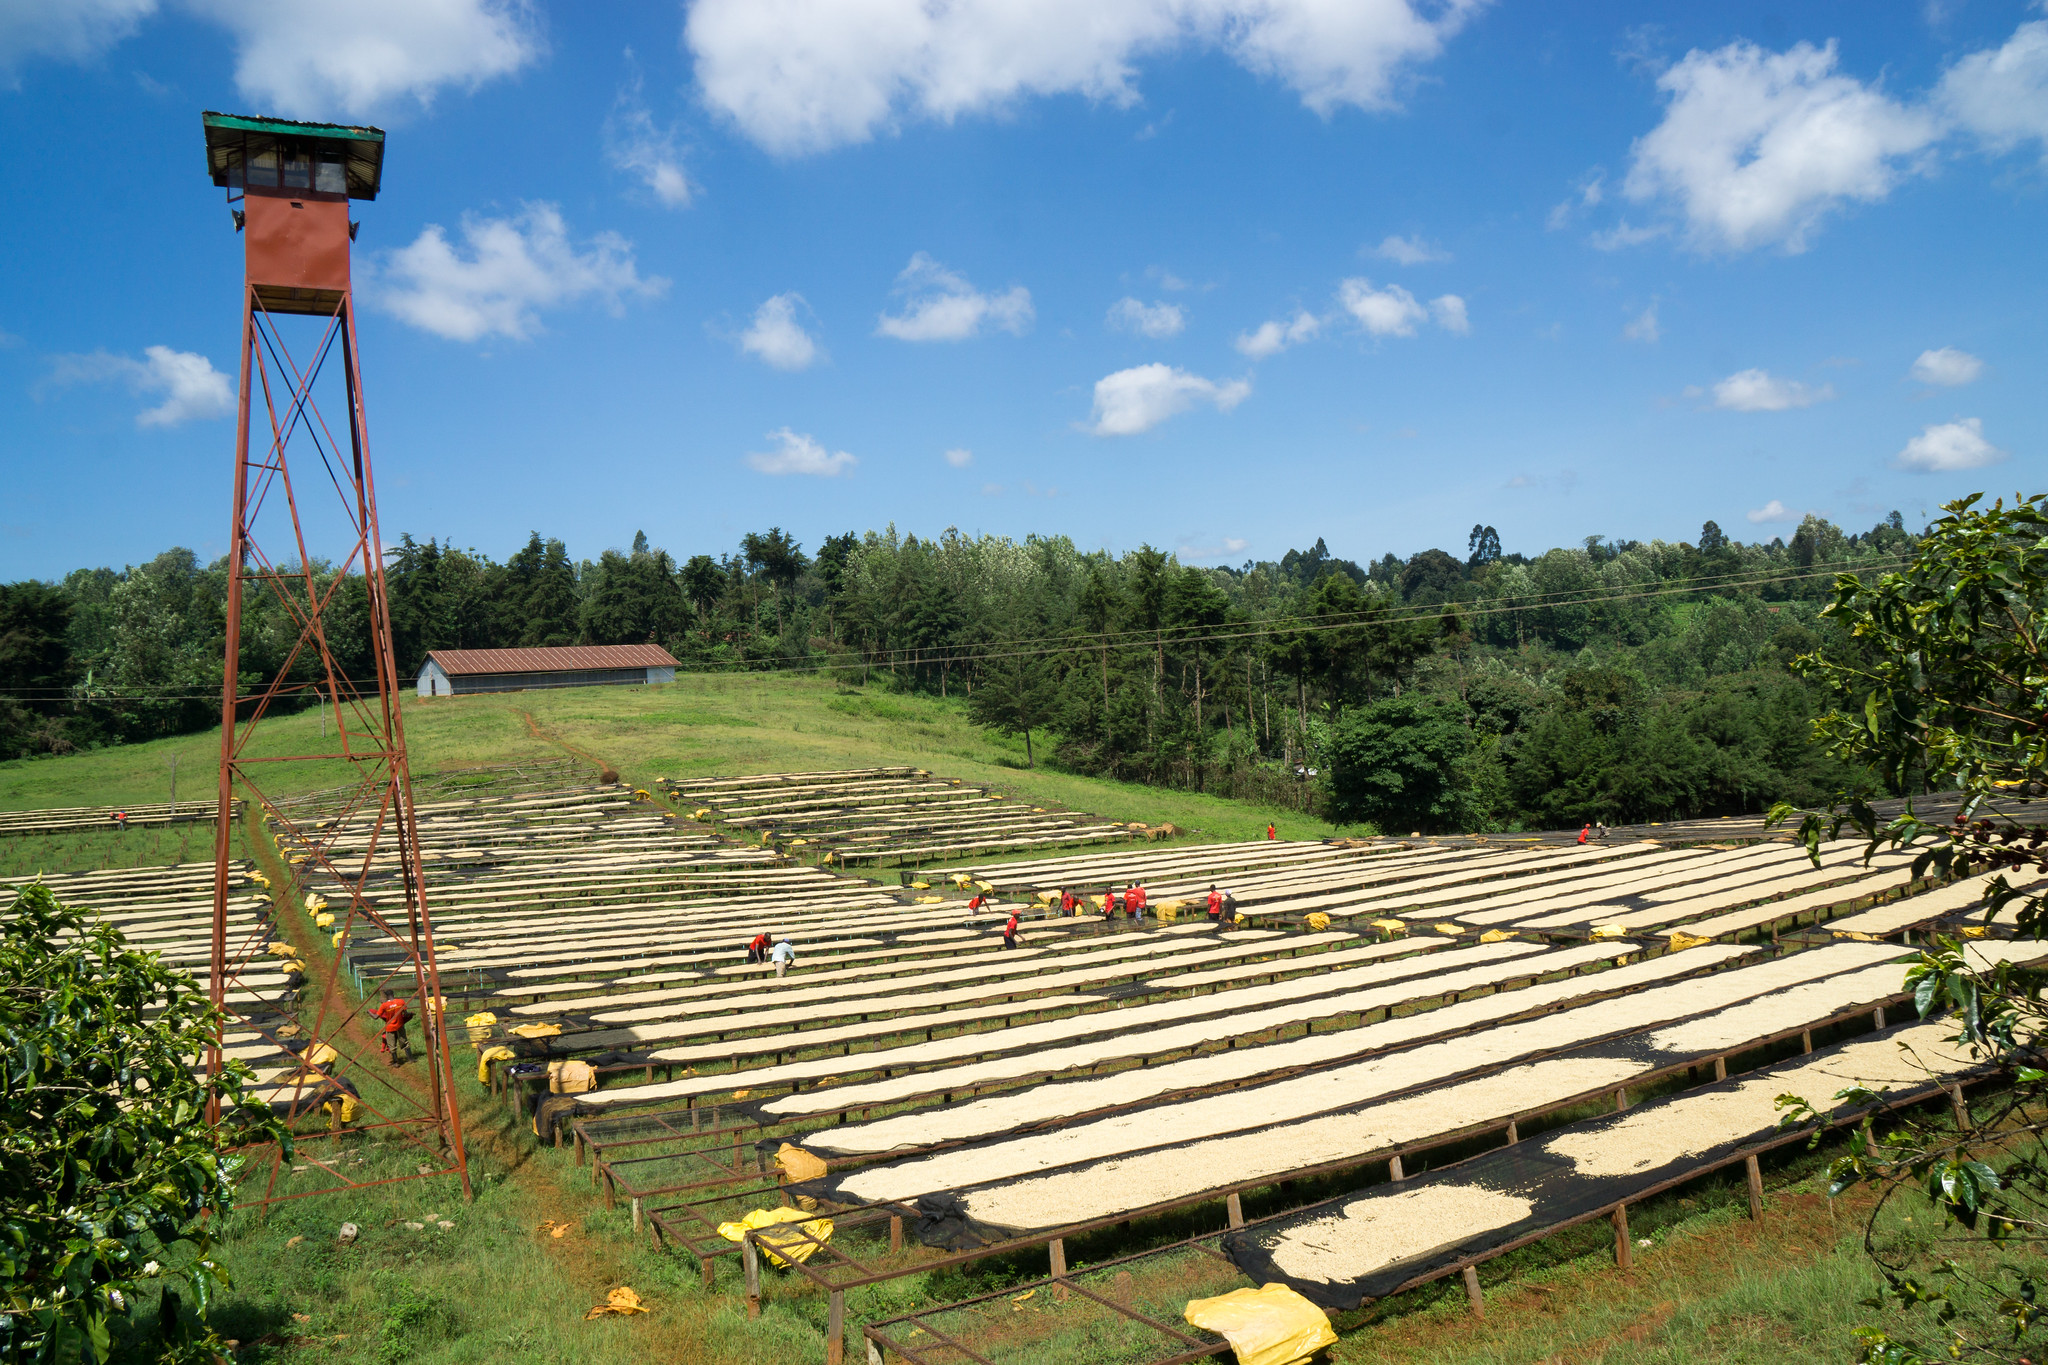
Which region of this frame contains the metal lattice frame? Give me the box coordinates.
[206,285,469,1204]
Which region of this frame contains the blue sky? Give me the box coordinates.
[2,0,2043,581]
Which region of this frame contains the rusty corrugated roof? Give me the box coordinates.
[423,644,679,676]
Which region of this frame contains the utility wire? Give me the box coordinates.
[0,554,1906,705]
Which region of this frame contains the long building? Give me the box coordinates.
[414,644,678,697]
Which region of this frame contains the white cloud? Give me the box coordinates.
[0,0,154,79]
[45,345,234,427]
[683,0,1484,156]
[1938,19,2048,162]
[1909,346,1983,386]
[1372,234,1449,265]
[1234,309,1321,359]
[745,427,856,476]
[1547,169,1606,229]
[1587,219,1667,250]
[1746,498,1796,523]
[186,0,539,119]
[1337,278,1426,337]
[1087,362,1249,436]
[1623,39,1940,252]
[943,447,973,467]
[1107,296,1185,338]
[606,79,692,207]
[875,252,1032,341]
[1895,416,2006,472]
[738,293,821,370]
[1428,293,1469,334]
[1178,536,1249,558]
[1708,368,1834,411]
[1623,302,1661,343]
[376,203,667,343]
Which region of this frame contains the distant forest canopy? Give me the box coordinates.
[0,510,1924,833]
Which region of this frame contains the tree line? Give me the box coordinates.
[0,511,1922,833]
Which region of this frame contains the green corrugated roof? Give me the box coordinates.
[202,111,386,200]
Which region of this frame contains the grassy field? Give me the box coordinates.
[0,675,1342,842]
[5,676,1998,1365]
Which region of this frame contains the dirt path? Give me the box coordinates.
[520,709,617,778]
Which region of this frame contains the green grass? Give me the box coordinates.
[2,675,1342,844]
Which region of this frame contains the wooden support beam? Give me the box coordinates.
[1873,1005,1886,1030]
[1505,1119,1519,1144]
[1714,1055,1727,1081]
[1801,1029,1812,1053]
[743,1237,761,1319]
[1226,1192,1244,1228]
[1049,1238,1067,1278]
[889,1215,903,1254]
[826,1291,845,1365]
[1951,1084,1971,1131]
[1745,1154,1763,1219]
[1612,1204,1632,1271]
[1463,1265,1484,1318]
[1389,1153,1405,1181]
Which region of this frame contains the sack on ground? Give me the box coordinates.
[714,1207,834,1267]
[1182,1284,1337,1365]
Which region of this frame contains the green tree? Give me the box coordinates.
[968,644,1059,766]
[1325,693,1470,832]
[1776,493,2048,1364]
[0,582,75,759]
[1,882,290,1364]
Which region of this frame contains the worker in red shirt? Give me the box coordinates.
[1102,887,1119,922]
[1060,890,1077,916]
[1266,823,1277,841]
[1127,883,1147,922]
[968,892,986,913]
[1577,824,1590,845]
[1003,910,1021,949]
[1206,884,1223,923]
[747,931,771,964]
[371,990,411,1065]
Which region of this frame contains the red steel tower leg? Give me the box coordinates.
[204,112,467,1203]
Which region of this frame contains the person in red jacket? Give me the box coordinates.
[1102,887,1120,922]
[747,931,771,964]
[1060,890,1077,916]
[1577,824,1590,845]
[372,990,411,1065]
[1266,823,1277,841]
[1206,884,1223,923]
[968,892,985,913]
[1003,910,1021,949]
[1127,883,1147,922]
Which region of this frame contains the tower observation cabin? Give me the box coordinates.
[202,112,384,315]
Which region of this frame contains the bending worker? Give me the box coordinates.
[746,930,771,964]
[770,937,796,979]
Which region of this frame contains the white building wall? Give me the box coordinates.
[646,666,676,684]
[417,660,451,698]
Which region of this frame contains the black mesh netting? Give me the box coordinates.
[1221,1021,1977,1310]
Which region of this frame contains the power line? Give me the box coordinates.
[0,555,1904,704]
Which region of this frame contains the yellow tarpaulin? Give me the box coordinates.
[1155,899,1185,923]
[1590,923,1630,938]
[1182,1285,1337,1365]
[477,1045,516,1085]
[509,1022,561,1039]
[1479,929,1516,943]
[464,1011,498,1044]
[1666,930,1713,950]
[1305,912,1331,932]
[715,1207,834,1267]
[1433,923,1461,935]
[1368,918,1406,936]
